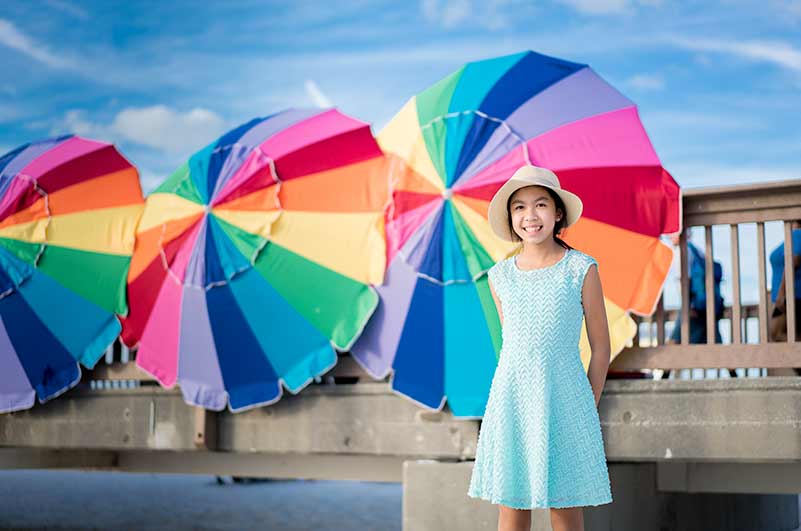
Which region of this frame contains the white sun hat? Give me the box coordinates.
[487,165,584,241]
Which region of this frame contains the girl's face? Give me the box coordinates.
[509,185,562,243]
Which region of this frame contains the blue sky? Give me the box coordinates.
[1,0,799,315]
[1,0,799,193]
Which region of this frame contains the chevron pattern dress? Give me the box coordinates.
[467,248,613,509]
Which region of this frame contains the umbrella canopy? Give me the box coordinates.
[0,135,144,413]
[123,108,390,412]
[351,50,680,417]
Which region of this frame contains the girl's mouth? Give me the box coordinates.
[522,225,543,233]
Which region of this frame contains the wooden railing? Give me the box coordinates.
[611,179,801,373]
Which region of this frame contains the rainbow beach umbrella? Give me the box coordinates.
[351,50,680,417]
[123,108,389,412]
[0,135,144,413]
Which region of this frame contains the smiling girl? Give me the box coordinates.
[467,165,613,531]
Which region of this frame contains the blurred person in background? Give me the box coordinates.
[665,230,727,378]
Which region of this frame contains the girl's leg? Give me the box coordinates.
[550,506,584,531]
[497,505,531,531]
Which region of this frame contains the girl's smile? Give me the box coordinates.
[521,224,543,234]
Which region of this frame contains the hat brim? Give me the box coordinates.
[487,179,583,242]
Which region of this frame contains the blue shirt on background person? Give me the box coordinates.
[769,227,801,303]
[687,241,724,318]
[669,240,723,344]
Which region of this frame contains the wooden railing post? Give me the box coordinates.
[756,222,769,343]
[783,220,797,343]
[704,225,715,345]
[656,294,665,346]
[679,229,690,348]
[730,223,742,344]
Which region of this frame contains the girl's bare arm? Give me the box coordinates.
[582,264,611,407]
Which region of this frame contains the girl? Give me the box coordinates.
[467,165,613,531]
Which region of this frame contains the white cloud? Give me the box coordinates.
[50,105,228,155]
[45,0,90,20]
[137,168,165,196]
[693,54,713,67]
[420,0,511,29]
[771,0,801,22]
[557,0,629,14]
[422,0,471,27]
[642,110,765,131]
[666,36,801,73]
[484,0,514,30]
[421,0,439,20]
[625,73,665,90]
[111,106,227,154]
[667,162,800,188]
[0,18,74,69]
[304,80,333,108]
[0,103,22,124]
[442,0,472,26]
[556,0,661,15]
[51,109,107,137]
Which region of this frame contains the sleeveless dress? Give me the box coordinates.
[467,248,613,509]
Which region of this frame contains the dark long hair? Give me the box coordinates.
[506,186,574,250]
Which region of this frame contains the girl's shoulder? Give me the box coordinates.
[486,256,512,283]
[566,248,599,280]
[568,248,597,264]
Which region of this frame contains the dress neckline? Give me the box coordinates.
[512,248,570,272]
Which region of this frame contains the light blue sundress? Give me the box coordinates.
[467,248,613,509]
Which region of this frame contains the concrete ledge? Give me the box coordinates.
[603,376,801,394]
[216,383,476,457]
[601,377,801,461]
[0,383,478,458]
[3,378,801,464]
[0,388,196,450]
